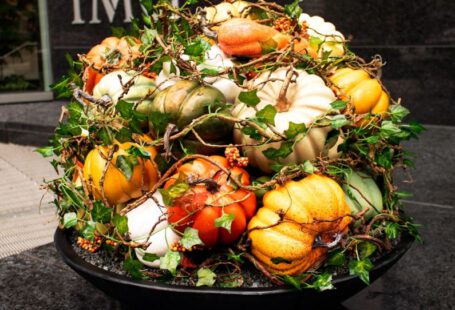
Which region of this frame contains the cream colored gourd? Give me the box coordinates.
[93,70,157,115]
[126,192,181,268]
[156,45,241,103]
[233,67,338,173]
[298,13,345,57]
[204,1,251,24]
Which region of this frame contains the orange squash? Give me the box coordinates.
[83,137,159,205]
[248,174,351,275]
[330,68,389,115]
[164,156,257,248]
[83,36,141,94]
[217,18,316,58]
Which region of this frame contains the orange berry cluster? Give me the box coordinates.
[274,17,295,33]
[105,239,118,247]
[77,235,102,253]
[225,146,248,168]
[170,241,203,253]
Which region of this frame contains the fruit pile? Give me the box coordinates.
[40,0,423,289]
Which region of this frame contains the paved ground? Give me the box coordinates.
[0,125,454,309]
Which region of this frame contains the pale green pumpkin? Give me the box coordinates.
[343,171,383,220]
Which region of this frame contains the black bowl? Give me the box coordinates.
[54,228,413,309]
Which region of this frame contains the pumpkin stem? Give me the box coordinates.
[275,66,296,112]
[312,232,343,249]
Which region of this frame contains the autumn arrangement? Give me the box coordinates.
[40,0,423,290]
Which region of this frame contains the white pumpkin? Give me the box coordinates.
[204,1,251,24]
[298,13,345,57]
[93,70,157,115]
[126,192,181,268]
[233,67,338,173]
[156,45,242,103]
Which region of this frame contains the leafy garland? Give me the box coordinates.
[38,0,424,291]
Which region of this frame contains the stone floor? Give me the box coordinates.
[0,125,454,309]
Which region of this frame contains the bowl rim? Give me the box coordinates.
[54,228,413,296]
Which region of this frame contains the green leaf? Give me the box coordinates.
[271,257,292,264]
[281,275,302,290]
[326,250,346,267]
[214,213,236,233]
[219,274,243,288]
[284,122,307,139]
[330,100,348,110]
[159,251,181,275]
[97,127,112,145]
[284,0,302,18]
[256,104,277,125]
[359,242,377,259]
[115,155,139,180]
[238,90,261,107]
[263,141,294,160]
[127,145,151,159]
[385,222,400,240]
[149,111,171,135]
[81,221,96,240]
[389,104,410,122]
[35,146,54,157]
[115,127,133,142]
[159,182,190,206]
[241,125,262,140]
[115,100,134,119]
[196,268,217,287]
[306,273,335,292]
[331,115,351,129]
[91,201,111,224]
[349,258,374,285]
[309,36,323,47]
[300,160,318,174]
[124,257,148,280]
[380,120,402,137]
[226,252,244,263]
[180,227,204,249]
[111,26,126,38]
[142,253,160,262]
[113,214,129,235]
[364,135,380,144]
[63,212,77,228]
[375,148,393,168]
[184,37,211,57]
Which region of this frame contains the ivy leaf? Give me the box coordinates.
[238,90,260,107]
[115,127,133,142]
[159,182,190,206]
[385,222,401,240]
[142,253,160,262]
[326,250,346,267]
[113,214,129,235]
[306,273,335,292]
[241,125,262,140]
[180,227,204,249]
[127,145,151,159]
[196,268,216,287]
[256,104,277,125]
[115,155,139,180]
[364,135,380,144]
[300,160,318,174]
[284,122,307,139]
[226,252,244,263]
[219,274,243,288]
[309,36,323,47]
[380,120,402,138]
[331,115,351,129]
[63,212,77,228]
[35,146,54,158]
[97,127,112,145]
[160,251,182,276]
[91,201,111,224]
[330,100,348,111]
[81,221,96,240]
[359,242,377,259]
[149,111,171,136]
[375,148,393,168]
[389,104,410,122]
[184,37,211,57]
[124,257,148,280]
[115,100,134,119]
[349,258,374,285]
[281,275,303,290]
[263,141,294,160]
[271,257,292,264]
[214,213,236,233]
[284,0,302,18]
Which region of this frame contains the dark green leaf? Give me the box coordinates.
[115,100,134,119]
[214,213,236,233]
[196,268,216,287]
[271,257,292,264]
[127,145,151,159]
[284,122,307,139]
[389,104,410,122]
[263,141,294,160]
[376,148,393,168]
[184,37,211,57]
[238,90,260,107]
[63,212,77,228]
[330,100,348,110]
[241,125,262,140]
[331,115,351,129]
[115,127,133,142]
[159,251,181,275]
[149,111,171,135]
[35,146,54,158]
[384,222,400,240]
[180,227,204,249]
[349,258,374,285]
[359,242,377,259]
[256,104,277,125]
[124,257,148,280]
[81,221,96,240]
[97,127,112,145]
[115,155,139,180]
[364,135,380,144]
[284,0,302,18]
[142,253,160,262]
[281,275,302,290]
[91,201,111,224]
[113,214,129,235]
[111,26,126,37]
[326,250,346,266]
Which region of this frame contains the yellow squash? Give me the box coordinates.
[330,68,389,114]
[248,174,351,275]
[83,138,159,205]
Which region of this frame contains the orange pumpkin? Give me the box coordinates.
[83,138,159,205]
[248,174,351,275]
[83,36,141,94]
[217,18,316,58]
[164,156,257,247]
